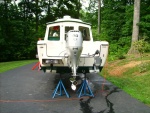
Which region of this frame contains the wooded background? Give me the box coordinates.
[0,0,150,62]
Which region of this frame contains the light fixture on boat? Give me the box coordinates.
[44,59,59,64]
[53,59,58,64]
[45,59,51,64]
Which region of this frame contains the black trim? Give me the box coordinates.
[41,66,103,73]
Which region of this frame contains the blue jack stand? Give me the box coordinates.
[52,79,70,98]
[77,74,94,98]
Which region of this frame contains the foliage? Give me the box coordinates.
[0,0,150,62]
[101,54,150,105]
[92,28,100,41]
[81,0,150,59]
[133,38,149,54]
[102,0,132,42]
[0,0,81,62]
[108,37,131,60]
[139,0,150,41]
[80,10,98,27]
[133,38,150,73]
[138,62,149,73]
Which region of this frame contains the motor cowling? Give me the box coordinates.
[66,30,83,76]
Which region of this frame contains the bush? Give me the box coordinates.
[108,37,131,60]
[133,38,150,73]
[133,38,150,54]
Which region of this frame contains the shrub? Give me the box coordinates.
[133,38,150,73]
[133,38,150,54]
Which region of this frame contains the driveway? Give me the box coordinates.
[0,63,150,113]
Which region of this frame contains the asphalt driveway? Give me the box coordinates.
[0,63,150,113]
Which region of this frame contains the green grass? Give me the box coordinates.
[101,53,150,106]
[0,60,37,73]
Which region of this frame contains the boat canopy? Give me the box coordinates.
[46,15,91,26]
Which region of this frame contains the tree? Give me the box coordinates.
[80,0,99,27]
[128,0,141,54]
[139,0,150,42]
[101,0,126,41]
[1,0,149,61]
[98,0,101,34]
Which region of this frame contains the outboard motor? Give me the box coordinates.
[66,30,83,90]
[66,30,83,77]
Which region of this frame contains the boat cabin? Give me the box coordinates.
[37,15,109,74]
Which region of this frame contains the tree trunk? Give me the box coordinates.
[36,0,39,32]
[23,0,27,38]
[76,0,80,18]
[128,0,141,54]
[98,0,101,34]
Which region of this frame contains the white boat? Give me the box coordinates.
[37,15,109,89]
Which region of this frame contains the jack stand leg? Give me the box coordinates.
[52,78,70,98]
[77,73,94,98]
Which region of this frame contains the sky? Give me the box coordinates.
[81,0,90,7]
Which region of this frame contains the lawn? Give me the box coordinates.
[101,53,150,106]
[0,60,37,73]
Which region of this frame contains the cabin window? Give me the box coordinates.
[79,26,90,41]
[65,26,74,40]
[48,26,60,41]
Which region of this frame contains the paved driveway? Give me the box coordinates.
[0,63,150,113]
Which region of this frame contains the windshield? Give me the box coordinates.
[79,26,90,41]
[48,26,60,41]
